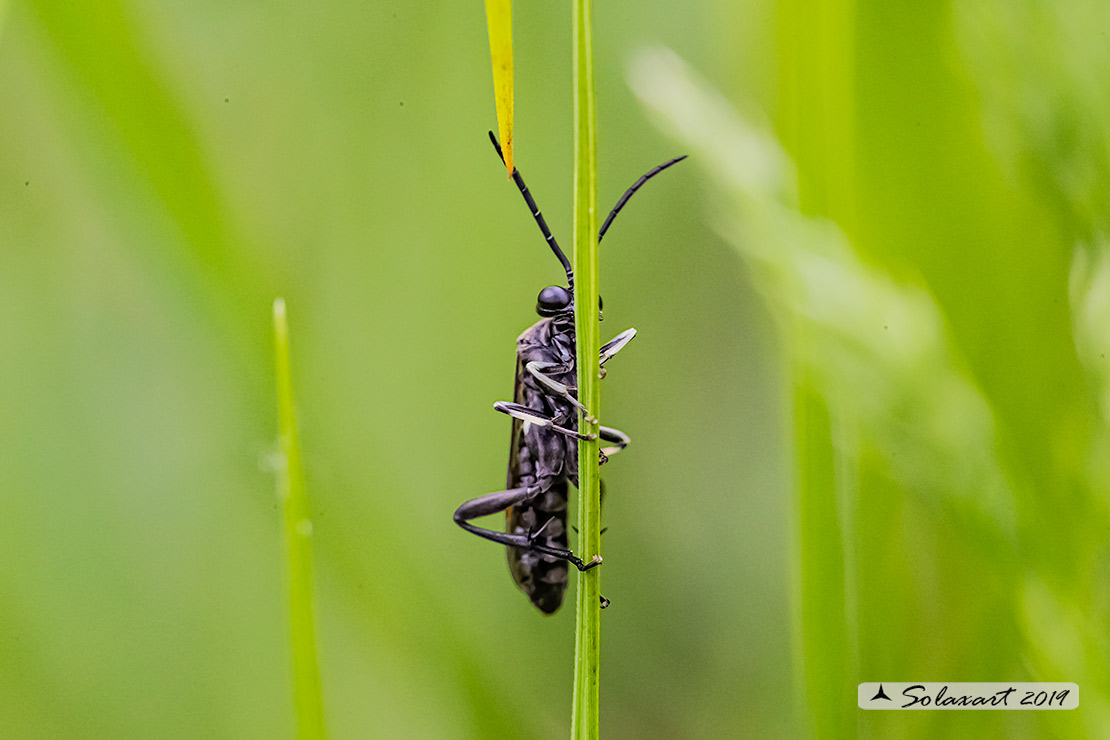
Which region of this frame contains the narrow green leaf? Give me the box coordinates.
[776,3,858,736]
[273,298,328,740]
[25,0,240,272]
[484,0,514,174]
[792,377,853,740]
[569,0,601,738]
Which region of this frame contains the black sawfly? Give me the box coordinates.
[453,132,685,614]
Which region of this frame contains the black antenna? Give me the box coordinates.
[599,155,687,243]
[488,132,575,289]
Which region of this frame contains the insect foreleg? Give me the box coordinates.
[493,401,597,441]
[453,487,602,571]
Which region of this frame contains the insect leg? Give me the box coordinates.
[453,487,602,571]
[525,361,596,423]
[600,328,636,367]
[454,486,538,531]
[493,401,597,441]
[598,425,630,460]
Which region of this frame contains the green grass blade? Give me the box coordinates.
[776,3,858,735]
[273,298,328,740]
[792,376,853,739]
[25,0,240,272]
[569,0,601,737]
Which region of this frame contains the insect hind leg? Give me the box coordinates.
[453,486,602,571]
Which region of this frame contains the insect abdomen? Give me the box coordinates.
[507,480,570,614]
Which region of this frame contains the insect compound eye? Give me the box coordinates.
[536,285,571,316]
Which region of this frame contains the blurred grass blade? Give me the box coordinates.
[484,0,514,174]
[792,378,853,739]
[776,0,856,225]
[25,0,238,271]
[630,48,1042,734]
[629,46,1019,547]
[24,0,263,367]
[776,5,857,735]
[273,298,328,740]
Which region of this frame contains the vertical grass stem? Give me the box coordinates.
[569,0,601,737]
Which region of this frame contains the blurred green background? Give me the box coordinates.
[1,0,1108,738]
